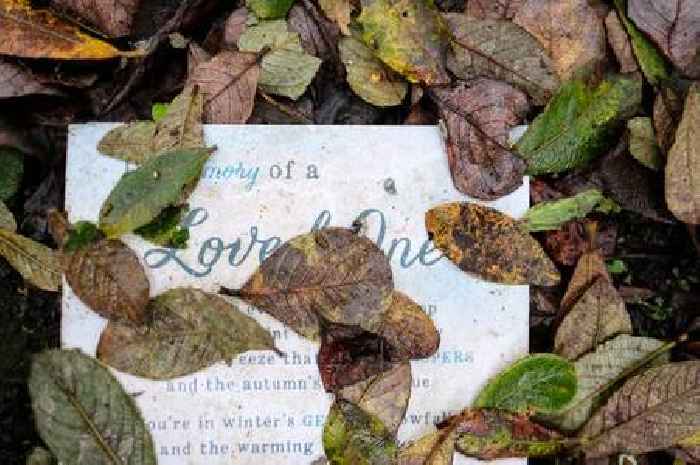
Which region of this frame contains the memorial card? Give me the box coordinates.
[63,124,529,465]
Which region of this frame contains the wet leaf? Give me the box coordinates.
[627,117,662,170]
[323,399,398,465]
[0,229,60,291]
[98,147,212,238]
[98,288,276,379]
[513,0,607,80]
[319,0,352,35]
[134,204,190,249]
[425,202,560,286]
[605,11,639,74]
[522,190,604,232]
[555,278,632,360]
[431,79,529,200]
[666,82,700,224]
[0,200,16,231]
[444,13,559,105]
[339,36,408,107]
[0,59,60,98]
[247,0,295,19]
[474,354,577,414]
[0,147,23,201]
[379,291,439,361]
[580,361,700,457]
[516,75,642,175]
[397,430,456,465]
[28,349,156,465]
[65,238,150,324]
[0,0,123,59]
[465,0,524,20]
[52,0,139,37]
[543,334,669,431]
[560,249,612,312]
[357,0,449,85]
[234,227,393,340]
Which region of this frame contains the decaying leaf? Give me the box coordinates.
[605,11,639,74]
[319,0,352,35]
[97,121,156,163]
[444,13,559,105]
[98,288,276,379]
[397,430,456,465]
[0,0,123,59]
[247,0,295,19]
[513,0,607,80]
[425,202,560,286]
[357,0,449,85]
[560,249,612,312]
[653,87,683,153]
[288,3,341,62]
[233,228,393,340]
[65,238,150,324]
[379,291,439,361]
[516,75,642,175]
[0,200,16,231]
[465,0,524,20]
[665,82,700,224]
[627,117,662,170]
[98,147,212,238]
[52,0,139,37]
[339,37,408,107]
[0,229,60,291]
[474,354,577,414]
[581,361,700,457]
[323,400,398,465]
[431,79,529,200]
[555,278,632,361]
[28,349,156,465]
[0,147,24,201]
[522,190,603,232]
[0,59,60,98]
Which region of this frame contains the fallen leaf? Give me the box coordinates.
[379,291,439,361]
[653,86,683,153]
[323,400,398,465]
[26,447,54,465]
[627,117,662,170]
[289,3,341,61]
[604,11,639,74]
[134,204,190,249]
[28,349,156,465]
[98,288,277,379]
[63,221,102,253]
[97,121,156,163]
[515,75,642,175]
[397,430,456,465]
[0,0,123,59]
[358,0,450,85]
[0,200,16,231]
[522,190,603,232]
[560,249,611,312]
[318,0,352,35]
[431,79,529,200]
[444,13,559,105]
[580,361,700,457]
[465,0,524,20]
[474,354,577,414]
[187,42,212,77]
[0,229,60,291]
[0,59,60,98]
[222,7,250,48]
[513,0,607,80]
[52,0,139,37]
[0,147,23,201]
[425,202,560,286]
[98,147,212,238]
[247,0,295,19]
[65,238,150,324]
[555,278,632,360]
[666,82,700,224]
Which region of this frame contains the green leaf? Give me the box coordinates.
[521,190,603,232]
[151,102,169,122]
[515,75,642,175]
[26,447,55,465]
[63,221,102,252]
[134,204,190,249]
[0,200,16,231]
[0,147,24,201]
[247,0,295,19]
[28,349,156,465]
[474,354,577,414]
[606,259,628,274]
[98,147,212,238]
[627,117,663,170]
[0,229,61,291]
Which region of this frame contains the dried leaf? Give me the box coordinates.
[134,204,190,249]
[289,3,341,61]
[522,190,603,232]
[653,87,683,153]
[98,288,276,379]
[431,79,528,200]
[357,0,449,85]
[0,59,60,98]
[0,200,16,231]
[98,147,212,238]
[627,117,662,170]
[247,0,295,19]
[513,0,607,80]
[0,229,60,291]
[444,13,559,105]
[560,249,612,312]
[52,0,138,37]
[65,238,150,324]
[235,227,393,340]
[0,147,23,201]
[425,202,560,286]
[323,400,398,465]
[97,121,156,163]
[465,0,524,20]
[555,278,632,361]
[186,42,212,77]
[0,0,122,59]
[605,11,639,74]
[666,82,700,224]
[339,36,408,107]
[397,430,456,465]
[515,75,642,175]
[379,291,439,361]
[28,349,156,465]
[318,0,352,35]
[474,354,577,414]
[581,361,700,457]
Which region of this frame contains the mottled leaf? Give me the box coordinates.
[516,75,642,175]
[0,147,23,201]
[319,0,352,35]
[0,59,60,98]
[98,147,212,238]
[98,288,276,379]
[425,202,560,286]
[28,349,156,465]
[627,117,662,170]
[52,0,138,37]
[666,82,700,224]
[397,430,456,465]
[339,37,407,107]
[465,0,524,20]
[605,11,639,74]
[581,361,700,457]
[379,291,439,361]
[0,200,16,231]
[134,204,190,249]
[247,0,295,19]
[357,0,449,85]
[522,190,603,232]
[431,80,528,200]
[560,249,612,312]
[0,229,60,291]
[444,13,559,105]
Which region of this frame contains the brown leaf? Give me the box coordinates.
[0,59,60,98]
[65,239,150,324]
[653,86,683,153]
[379,291,439,361]
[605,11,639,74]
[398,430,456,465]
[555,278,632,360]
[187,51,260,124]
[425,202,560,286]
[289,3,340,62]
[0,229,61,291]
[318,0,351,35]
[561,249,612,312]
[432,80,529,200]
[628,0,700,78]
[222,7,249,49]
[52,0,139,37]
[187,43,212,82]
[465,0,524,20]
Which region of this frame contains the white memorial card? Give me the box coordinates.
[63,124,529,465]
